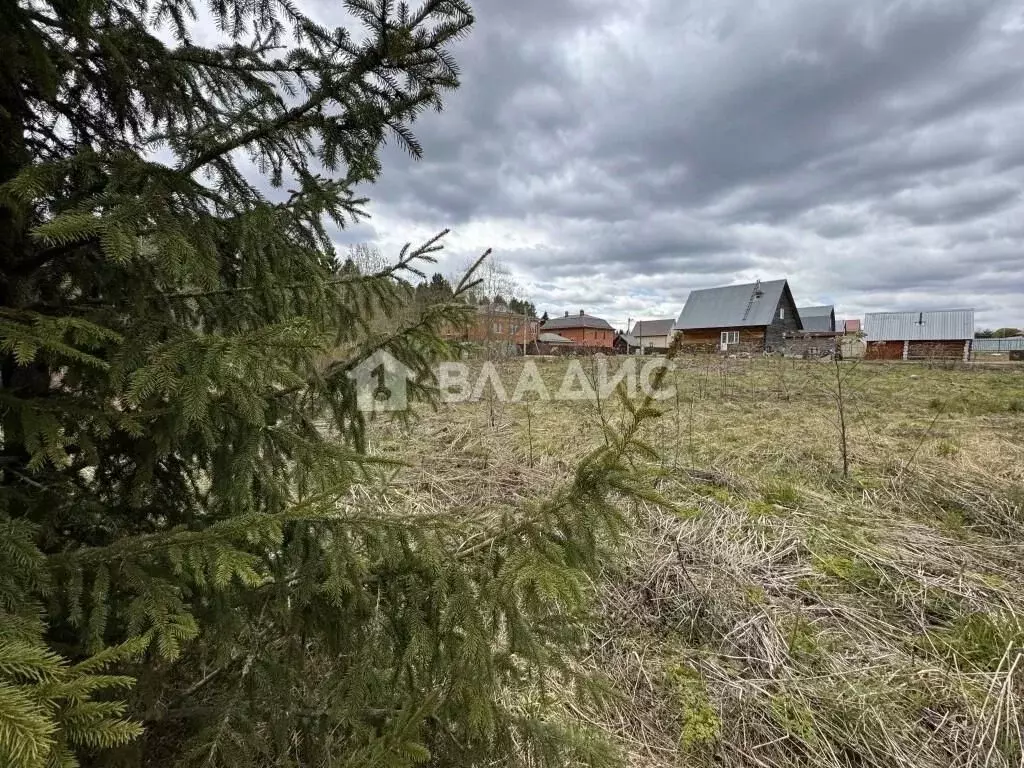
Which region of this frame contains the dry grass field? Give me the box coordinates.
[368,357,1024,768]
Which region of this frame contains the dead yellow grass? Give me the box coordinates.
[369,357,1024,768]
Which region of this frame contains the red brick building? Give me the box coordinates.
[444,304,539,348]
[539,310,615,349]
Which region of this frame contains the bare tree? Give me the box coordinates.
[458,256,530,360]
[347,243,389,274]
[805,355,863,477]
[343,243,415,333]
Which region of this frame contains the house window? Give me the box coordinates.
[720,331,739,345]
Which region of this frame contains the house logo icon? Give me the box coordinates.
[347,350,413,412]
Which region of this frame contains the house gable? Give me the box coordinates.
[766,283,801,351]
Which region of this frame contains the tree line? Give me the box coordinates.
[975,327,1023,338]
[344,249,540,318]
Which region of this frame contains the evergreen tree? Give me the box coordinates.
[505,298,536,319]
[427,272,454,301]
[0,0,668,766]
[414,279,430,304]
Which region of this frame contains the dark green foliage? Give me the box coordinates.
[467,295,537,319]
[413,272,454,308]
[0,0,666,765]
[507,297,537,319]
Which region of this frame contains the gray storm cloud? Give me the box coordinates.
[334,0,1024,329]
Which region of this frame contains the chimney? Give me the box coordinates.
[564,311,569,317]
[579,309,585,316]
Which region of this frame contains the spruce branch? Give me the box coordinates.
[47,484,359,568]
[150,231,448,301]
[455,333,685,561]
[273,235,486,399]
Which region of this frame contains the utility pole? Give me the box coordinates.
[522,306,528,356]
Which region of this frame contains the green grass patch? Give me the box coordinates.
[665,663,721,752]
[932,611,1024,671]
[769,693,819,746]
[811,553,881,590]
[761,480,801,507]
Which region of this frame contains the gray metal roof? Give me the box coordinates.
[973,336,1024,351]
[616,333,640,347]
[674,279,793,330]
[797,305,835,332]
[863,309,974,341]
[629,318,676,336]
[537,332,574,344]
[541,312,614,331]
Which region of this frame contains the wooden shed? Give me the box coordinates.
[613,332,640,355]
[863,310,974,361]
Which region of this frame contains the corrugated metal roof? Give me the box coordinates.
[629,318,675,336]
[863,309,974,341]
[674,279,792,330]
[542,313,614,331]
[537,332,574,344]
[799,305,833,317]
[973,336,1024,351]
[797,305,835,332]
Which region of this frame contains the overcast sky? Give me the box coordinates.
[326,0,1024,331]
